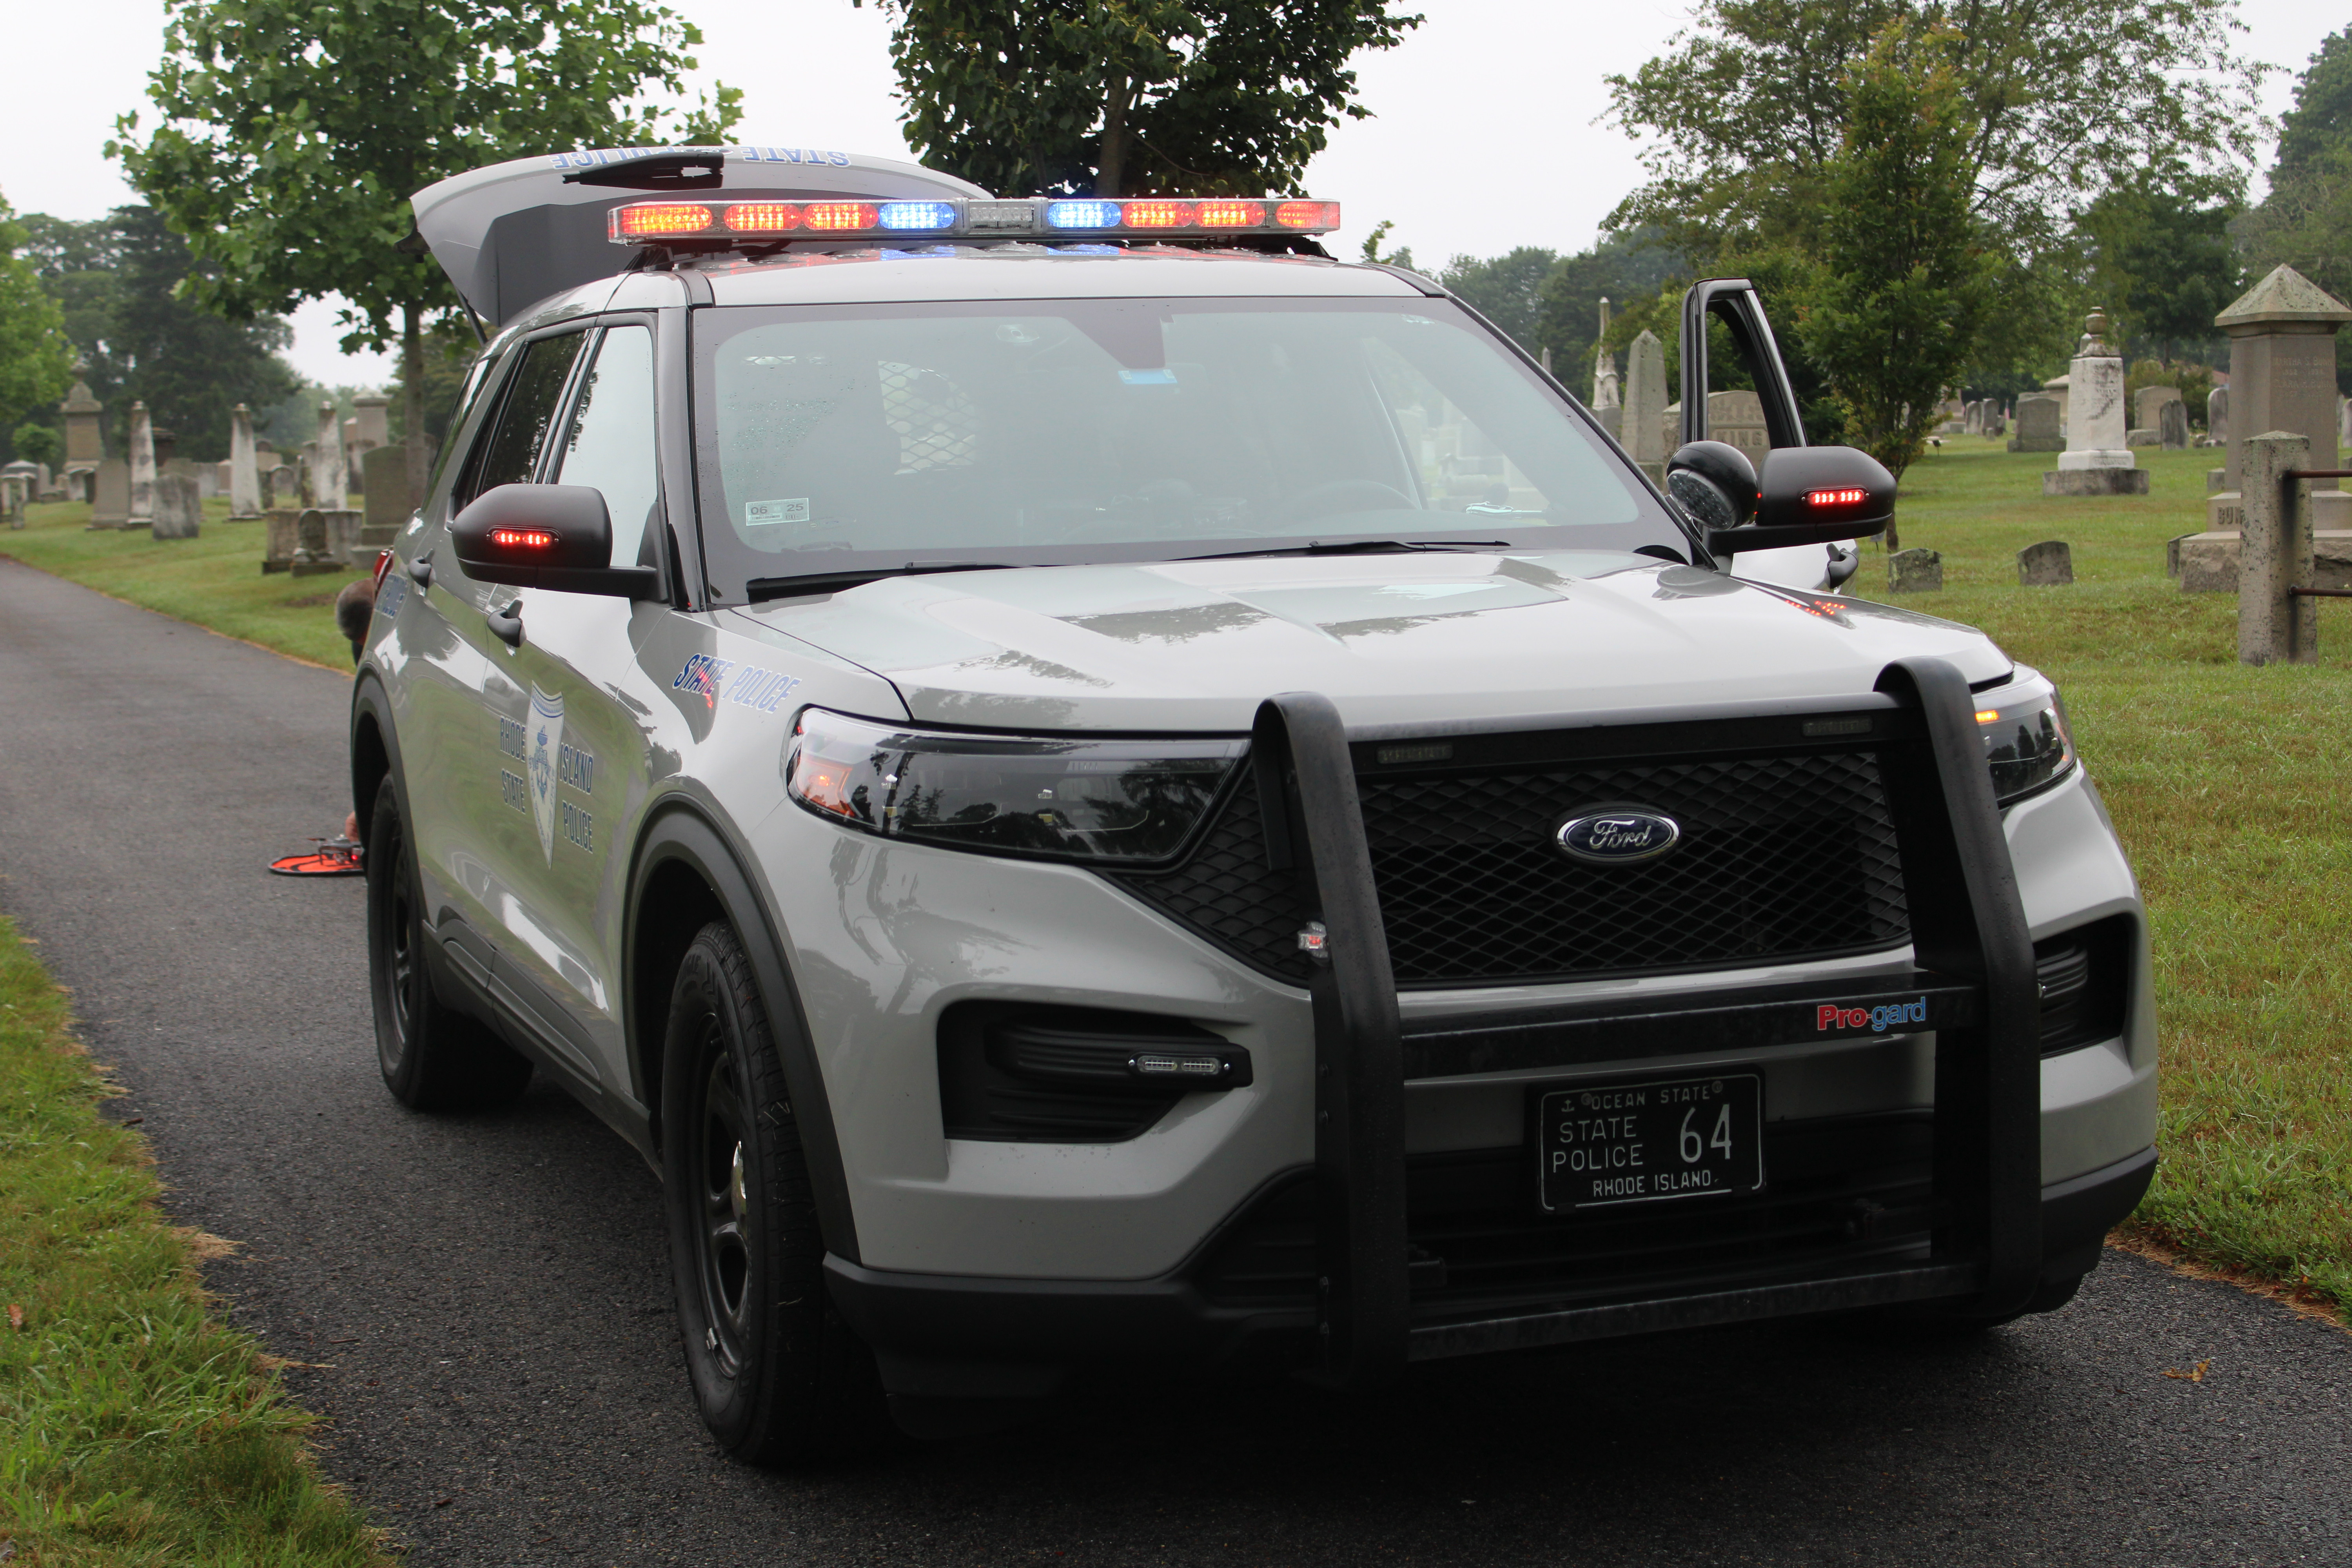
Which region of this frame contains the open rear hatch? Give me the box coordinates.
[411,144,991,327]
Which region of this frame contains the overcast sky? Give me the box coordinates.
[0,0,2336,387]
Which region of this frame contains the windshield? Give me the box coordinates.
[691,294,1682,600]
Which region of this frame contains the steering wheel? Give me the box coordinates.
[1290,479,1418,519]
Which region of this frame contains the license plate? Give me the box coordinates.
[1534,1073,1764,1212]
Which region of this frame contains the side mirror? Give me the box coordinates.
[1700,446,1894,557]
[1666,440,1759,531]
[450,484,660,598]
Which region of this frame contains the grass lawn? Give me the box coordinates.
[0,914,388,1565]
[2,499,359,670]
[1857,440,2352,1321]
[3,447,2343,1325]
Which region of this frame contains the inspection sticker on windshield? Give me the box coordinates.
[1534,1074,1763,1212]
[745,497,810,527]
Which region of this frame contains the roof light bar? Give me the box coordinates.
[608,195,1340,246]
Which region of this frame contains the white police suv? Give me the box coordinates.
[354,144,2156,1459]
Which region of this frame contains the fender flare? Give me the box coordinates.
[348,670,405,834]
[625,802,861,1265]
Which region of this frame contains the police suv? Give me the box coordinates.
[357,145,2156,1460]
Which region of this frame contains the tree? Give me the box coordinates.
[867,0,1421,197]
[1795,22,1998,506]
[1531,229,1680,386]
[2243,28,2352,391]
[0,192,73,437]
[2076,177,2241,363]
[1604,0,2266,264]
[111,0,742,495]
[13,423,63,470]
[1438,248,1558,354]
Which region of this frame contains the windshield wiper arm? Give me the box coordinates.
[745,562,1014,602]
[1178,539,1512,563]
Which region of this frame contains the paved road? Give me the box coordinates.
[1,555,2347,1567]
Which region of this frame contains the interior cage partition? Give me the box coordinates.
[1250,657,2044,1385]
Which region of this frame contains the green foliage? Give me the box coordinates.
[1793,23,1996,494]
[2243,28,2352,394]
[868,0,1420,197]
[2078,178,2241,361]
[13,421,63,468]
[1356,218,1415,272]
[112,0,739,352]
[0,914,391,1564]
[1531,229,1680,390]
[0,192,73,429]
[1437,247,1557,354]
[1605,0,2266,263]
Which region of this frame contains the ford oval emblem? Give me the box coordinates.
[1554,809,1683,866]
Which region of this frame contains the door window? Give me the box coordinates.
[552,326,659,568]
[458,332,586,508]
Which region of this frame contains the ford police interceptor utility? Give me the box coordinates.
[355,143,2156,1460]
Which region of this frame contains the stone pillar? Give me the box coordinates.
[1624,328,1668,479]
[60,378,103,495]
[229,404,262,518]
[314,401,348,511]
[2239,432,2317,666]
[2044,311,2144,495]
[127,401,157,528]
[2211,266,2351,534]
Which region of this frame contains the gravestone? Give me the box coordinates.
[359,445,412,561]
[2044,311,2147,495]
[314,403,348,511]
[2007,394,2063,452]
[151,474,201,539]
[291,508,364,575]
[229,403,262,518]
[2017,540,2073,585]
[1888,548,1942,593]
[1591,298,1620,412]
[2133,385,2181,442]
[1704,388,1769,468]
[2160,399,2190,450]
[2204,385,2229,447]
[90,458,129,528]
[2198,265,2352,543]
[1624,329,1669,478]
[265,463,296,509]
[60,377,102,499]
[261,508,302,573]
[127,401,157,527]
[1984,405,2005,437]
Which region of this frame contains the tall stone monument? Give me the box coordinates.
[1623,328,1669,481]
[2043,311,2147,495]
[2210,265,2350,532]
[1590,298,1621,443]
[228,404,263,518]
[2205,385,2229,448]
[59,378,103,500]
[127,401,158,528]
[314,401,348,511]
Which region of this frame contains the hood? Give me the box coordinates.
[729,552,2009,732]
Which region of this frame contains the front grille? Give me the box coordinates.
[1195,1113,1935,1315]
[1116,748,1909,987]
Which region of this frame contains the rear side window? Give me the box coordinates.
[457,332,587,507]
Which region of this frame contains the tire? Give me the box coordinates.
[660,920,890,1465]
[365,779,534,1110]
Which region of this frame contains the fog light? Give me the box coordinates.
[1132,1051,1230,1079]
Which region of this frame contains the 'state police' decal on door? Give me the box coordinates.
[528,687,564,862]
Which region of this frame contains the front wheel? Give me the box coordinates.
[365,779,532,1110]
[660,920,889,1464]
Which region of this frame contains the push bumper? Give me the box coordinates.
[824,1143,2155,1387]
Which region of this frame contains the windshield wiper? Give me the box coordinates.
[1178,539,1512,563]
[745,562,1014,602]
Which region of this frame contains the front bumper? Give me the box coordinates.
[824,1143,2156,1390]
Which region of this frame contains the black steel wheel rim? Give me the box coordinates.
[694,1028,755,1379]
[379,822,416,1075]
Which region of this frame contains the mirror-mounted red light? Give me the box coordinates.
[489,527,559,550]
[1804,487,1869,507]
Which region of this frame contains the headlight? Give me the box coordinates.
[784,707,1243,864]
[1975,670,2076,804]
